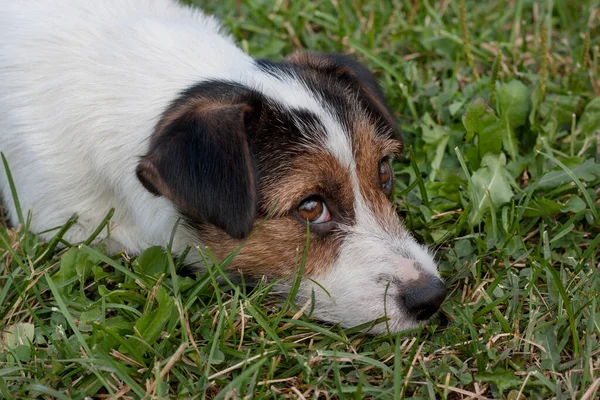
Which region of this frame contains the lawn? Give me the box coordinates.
[1,0,599,398]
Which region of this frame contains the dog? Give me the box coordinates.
[0,0,446,333]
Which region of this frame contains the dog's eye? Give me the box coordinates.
[379,158,393,196]
[298,197,331,224]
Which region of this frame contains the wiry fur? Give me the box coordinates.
[0,0,445,333]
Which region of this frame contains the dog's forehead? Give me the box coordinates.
[252,62,402,168]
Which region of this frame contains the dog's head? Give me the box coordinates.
[136,53,446,333]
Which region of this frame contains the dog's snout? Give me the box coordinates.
[401,276,446,321]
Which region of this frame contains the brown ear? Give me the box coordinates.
[137,82,262,239]
[285,52,399,131]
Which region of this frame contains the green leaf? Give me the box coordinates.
[93,265,110,281]
[53,248,80,289]
[562,196,587,213]
[462,98,503,157]
[507,390,527,400]
[501,118,520,160]
[124,286,175,355]
[78,307,103,333]
[578,96,600,137]
[449,100,464,116]
[211,349,225,365]
[178,276,197,292]
[13,345,32,362]
[522,198,563,217]
[497,80,530,128]
[468,153,515,223]
[53,247,99,296]
[464,146,480,169]
[535,159,600,190]
[475,369,521,392]
[1,323,35,350]
[454,239,474,258]
[538,151,599,222]
[420,113,452,181]
[102,316,135,332]
[133,246,169,278]
[541,94,580,126]
[536,325,560,370]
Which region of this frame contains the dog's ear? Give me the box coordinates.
[136,84,262,239]
[286,52,398,130]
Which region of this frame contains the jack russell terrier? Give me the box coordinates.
[0,0,446,333]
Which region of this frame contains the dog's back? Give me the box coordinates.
[0,0,250,251]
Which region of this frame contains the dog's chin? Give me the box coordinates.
[269,286,406,335]
[359,319,423,336]
[176,264,443,334]
[311,308,422,335]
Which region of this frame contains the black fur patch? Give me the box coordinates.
[137,81,263,239]
[257,53,402,143]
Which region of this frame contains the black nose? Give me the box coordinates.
[401,277,447,321]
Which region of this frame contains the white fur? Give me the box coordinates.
[0,0,441,332]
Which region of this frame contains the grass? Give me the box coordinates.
[1,0,599,398]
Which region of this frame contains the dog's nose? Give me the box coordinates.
[401,276,447,321]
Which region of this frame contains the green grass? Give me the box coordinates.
[1,0,600,398]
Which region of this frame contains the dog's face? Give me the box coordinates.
[137,53,446,333]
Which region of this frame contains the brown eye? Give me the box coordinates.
[298,197,331,223]
[379,159,393,196]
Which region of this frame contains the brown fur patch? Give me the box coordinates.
[259,150,355,221]
[199,216,341,279]
[351,112,403,226]
[199,147,356,279]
